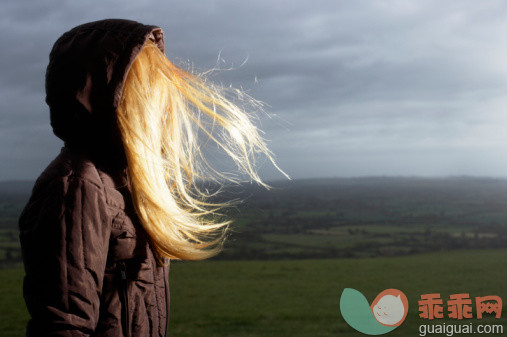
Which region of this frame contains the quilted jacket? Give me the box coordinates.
[18,19,170,337]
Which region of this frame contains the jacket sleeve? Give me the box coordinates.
[19,175,111,336]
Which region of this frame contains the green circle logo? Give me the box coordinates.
[340,288,409,335]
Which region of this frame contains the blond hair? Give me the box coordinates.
[116,40,290,265]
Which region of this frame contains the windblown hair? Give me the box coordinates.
[116,40,290,264]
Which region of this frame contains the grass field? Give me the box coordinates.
[1,249,506,336]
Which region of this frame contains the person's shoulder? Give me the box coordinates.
[35,146,103,189]
[29,146,128,210]
[19,147,110,232]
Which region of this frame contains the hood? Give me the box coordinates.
[45,18,165,170]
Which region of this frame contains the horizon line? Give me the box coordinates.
[3,174,507,185]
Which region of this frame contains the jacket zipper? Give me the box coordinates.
[118,261,130,337]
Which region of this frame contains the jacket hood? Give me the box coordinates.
[45,18,165,170]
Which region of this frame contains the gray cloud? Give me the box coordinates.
[3,0,507,181]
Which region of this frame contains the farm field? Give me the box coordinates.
[1,177,507,335]
[2,177,507,265]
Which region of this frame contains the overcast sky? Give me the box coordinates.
[3,0,507,182]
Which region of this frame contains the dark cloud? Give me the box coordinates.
[3,0,507,181]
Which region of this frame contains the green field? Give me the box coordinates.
[3,177,507,265]
[2,249,506,337]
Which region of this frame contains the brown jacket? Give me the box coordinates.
[19,19,170,337]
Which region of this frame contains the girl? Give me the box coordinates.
[19,18,289,337]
